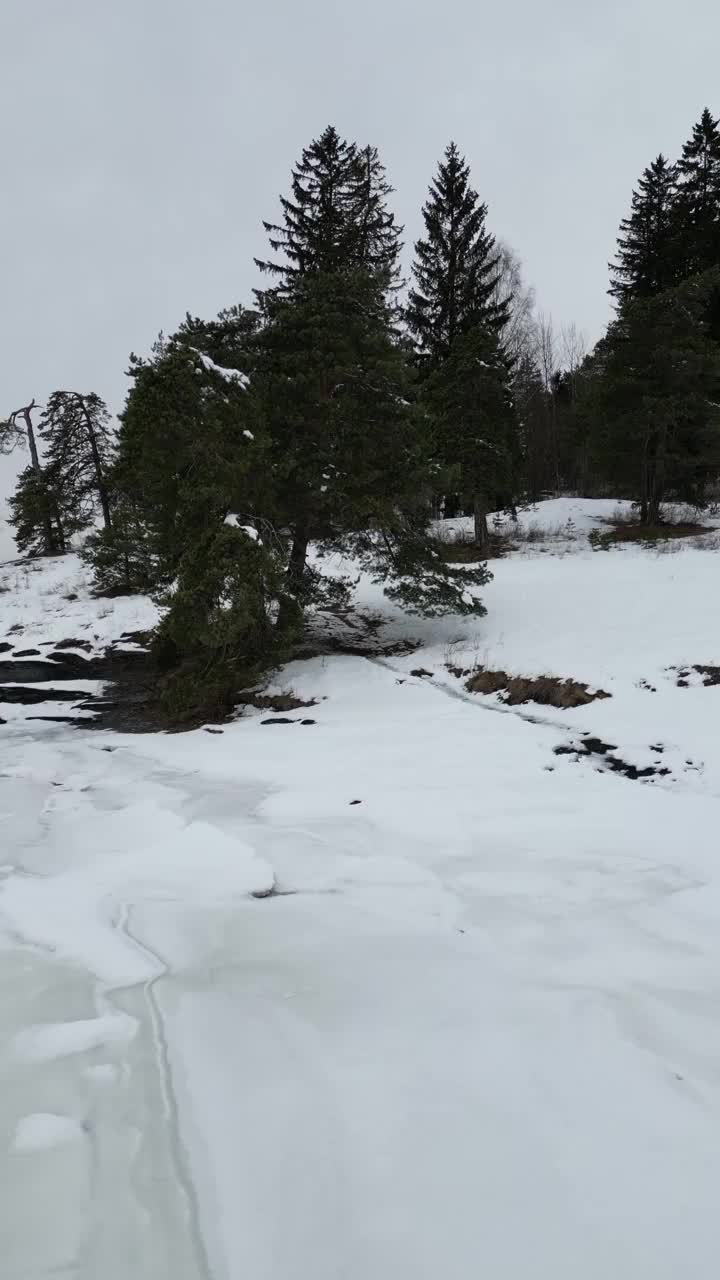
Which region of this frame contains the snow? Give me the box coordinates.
[14,1013,138,1062]
[223,514,259,540]
[193,349,250,389]
[0,552,159,655]
[2,500,720,1277]
[12,1112,85,1152]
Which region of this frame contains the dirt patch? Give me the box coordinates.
[119,629,155,649]
[0,647,159,732]
[236,691,316,713]
[52,637,94,652]
[591,521,711,549]
[0,686,93,705]
[554,737,671,781]
[674,664,720,688]
[433,536,512,563]
[465,668,610,709]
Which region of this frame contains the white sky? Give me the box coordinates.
[1,0,719,550]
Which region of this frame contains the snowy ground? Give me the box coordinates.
[2,501,720,1278]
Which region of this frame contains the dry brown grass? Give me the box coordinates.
[433,534,514,563]
[592,517,713,548]
[464,667,611,708]
[235,690,316,713]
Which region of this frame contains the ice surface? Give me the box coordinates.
[12,1112,84,1152]
[2,500,720,1278]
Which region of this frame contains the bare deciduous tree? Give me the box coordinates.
[492,241,538,365]
[559,322,588,402]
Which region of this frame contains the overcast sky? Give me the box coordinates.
[1,0,719,552]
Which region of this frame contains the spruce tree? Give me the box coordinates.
[609,154,678,305]
[39,392,115,533]
[255,126,402,299]
[593,269,720,521]
[675,107,720,277]
[407,142,508,365]
[256,267,489,627]
[351,144,403,288]
[428,326,517,552]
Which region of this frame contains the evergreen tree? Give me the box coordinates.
[2,400,58,555]
[173,304,261,368]
[91,311,263,590]
[256,267,489,628]
[609,154,678,305]
[512,352,553,501]
[81,494,158,595]
[351,144,403,288]
[255,126,402,299]
[39,392,115,533]
[8,462,68,557]
[407,142,508,365]
[593,269,720,521]
[675,107,720,277]
[154,521,285,722]
[428,326,517,552]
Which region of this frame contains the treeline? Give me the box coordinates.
[2,111,720,716]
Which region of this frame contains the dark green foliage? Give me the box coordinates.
[8,464,68,557]
[154,524,284,721]
[675,108,720,278]
[81,496,158,595]
[39,391,115,533]
[102,317,263,585]
[351,144,404,290]
[427,325,517,549]
[407,142,508,366]
[591,270,720,521]
[609,154,678,305]
[512,354,553,501]
[353,517,490,617]
[173,305,261,370]
[256,267,489,621]
[255,125,402,299]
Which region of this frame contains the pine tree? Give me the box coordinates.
[407,142,508,366]
[39,392,115,533]
[609,154,678,305]
[2,400,57,555]
[8,462,68,557]
[255,126,402,299]
[675,107,720,277]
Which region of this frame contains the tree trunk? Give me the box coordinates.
[17,401,55,556]
[473,494,490,556]
[275,525,310,635]
[53,504,66,555]
[79,399,112,531]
